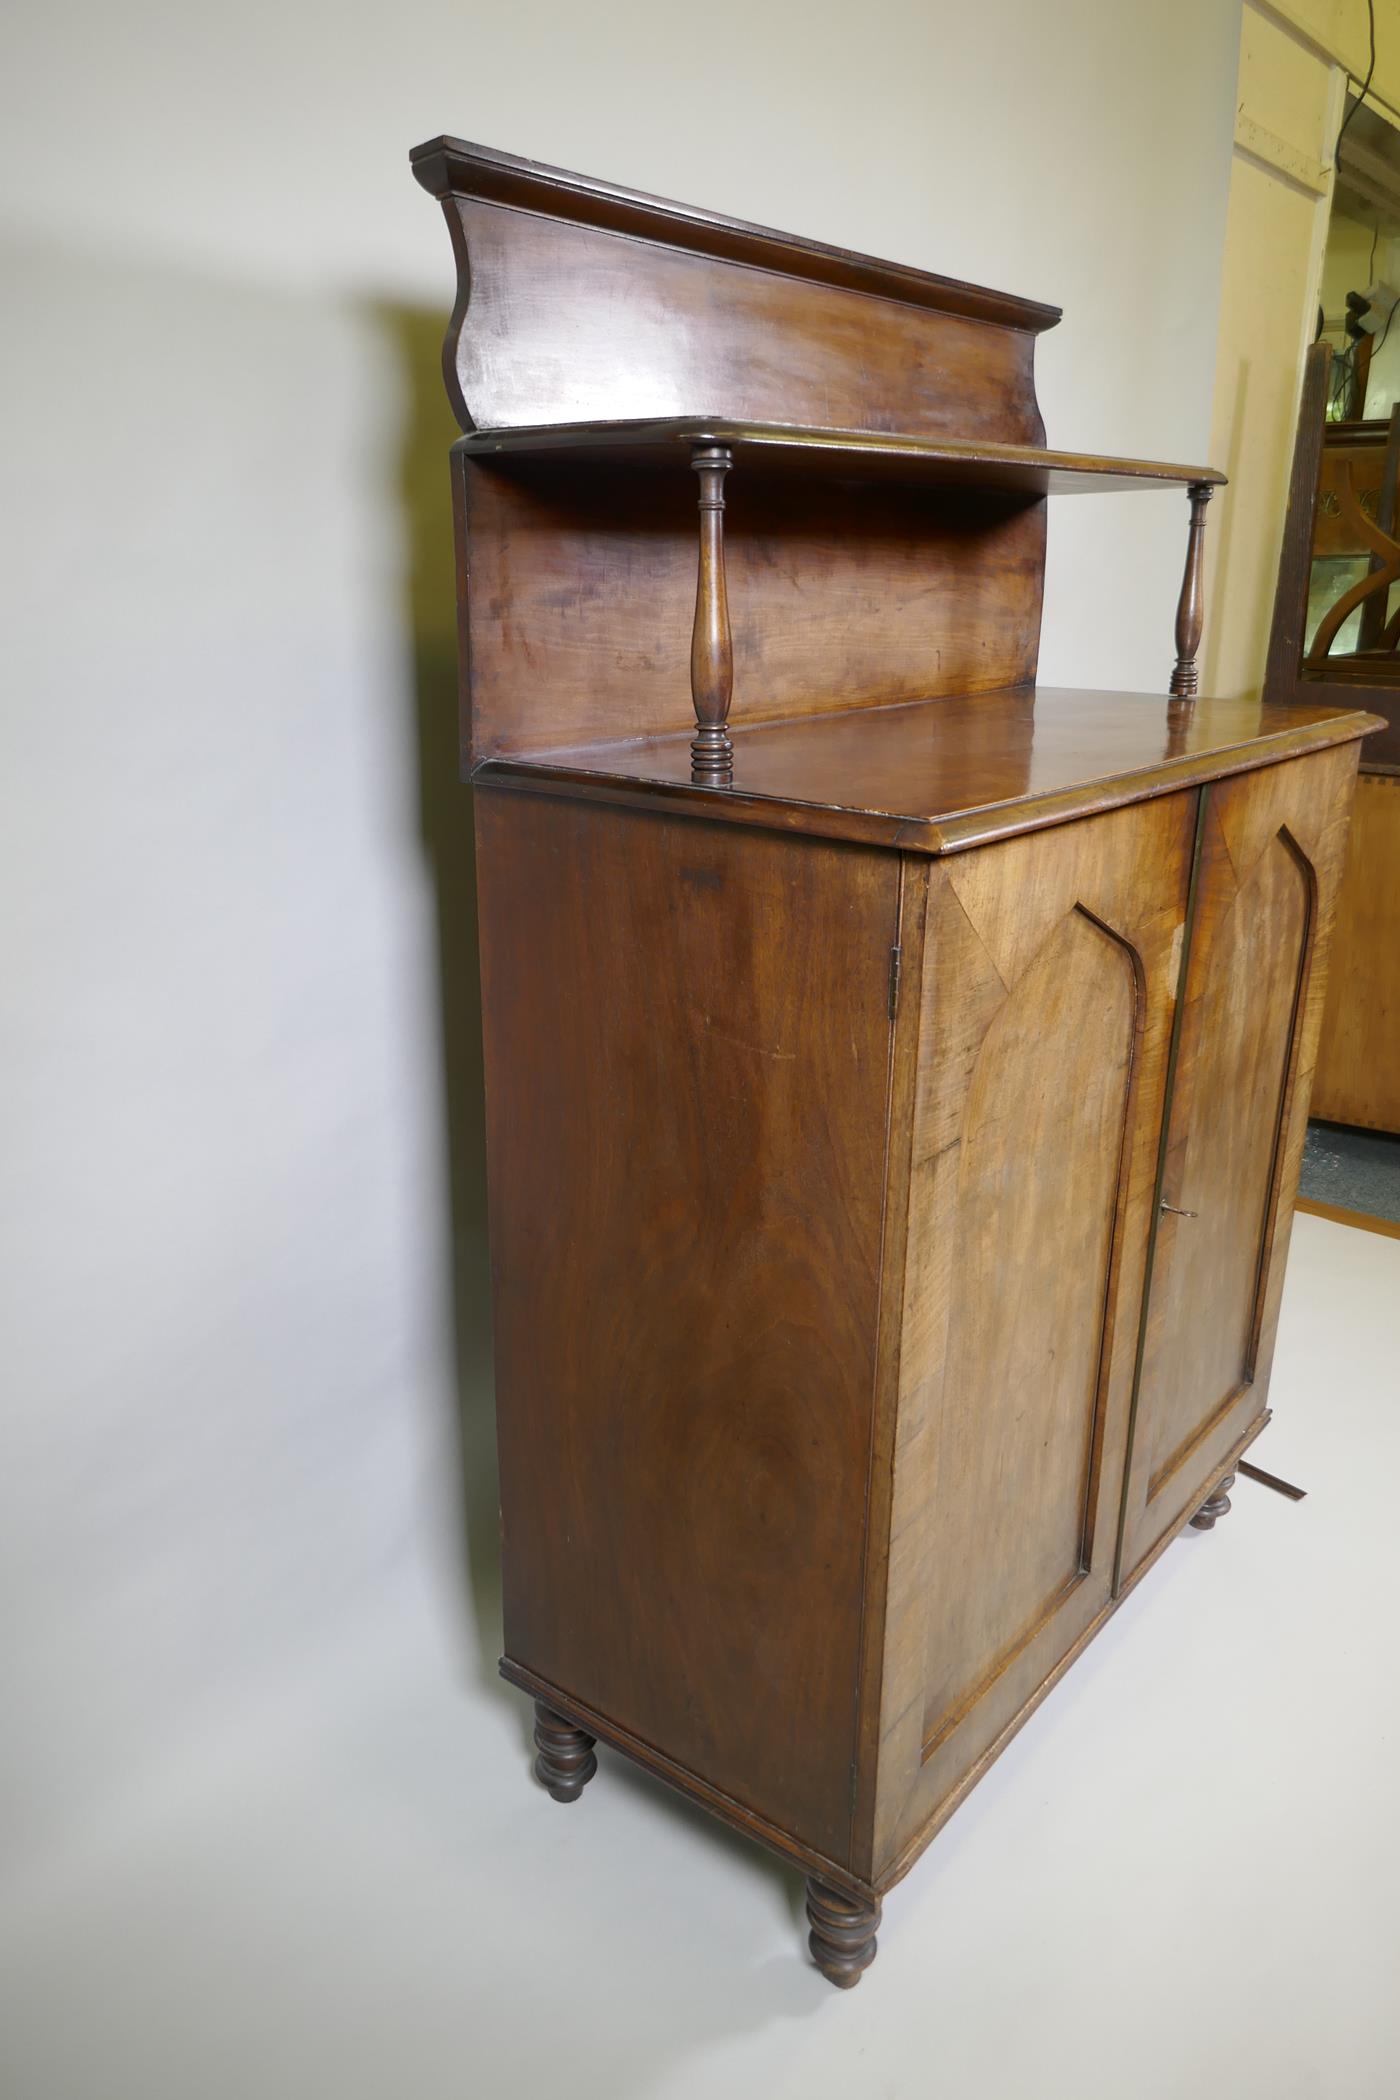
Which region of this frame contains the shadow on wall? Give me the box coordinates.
[384,302,504,1691]
[380,310,810,1923]
[378,337,812,1930]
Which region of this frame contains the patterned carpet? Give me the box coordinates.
[1299,1121,1400,1225]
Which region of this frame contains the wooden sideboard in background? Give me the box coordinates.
[1312,771,1400,1129]
[1267,355,1400,1135]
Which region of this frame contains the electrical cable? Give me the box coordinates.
[1335,0,1378,181]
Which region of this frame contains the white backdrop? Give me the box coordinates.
[0,0,1239,1918]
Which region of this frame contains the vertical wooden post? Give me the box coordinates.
[1169,481,1214,700]
[1356,401,1400,652]
[689,445,735,784]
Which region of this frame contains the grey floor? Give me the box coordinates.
[1,1211,1398,2098]
[1300,1120,1400,1224]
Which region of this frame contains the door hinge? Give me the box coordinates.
[888,943,903,1019]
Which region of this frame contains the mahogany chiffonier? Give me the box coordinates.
[410,137,1382,1986]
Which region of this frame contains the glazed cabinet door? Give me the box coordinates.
[1116,744,1360,1582]
[865,791,1197,1881]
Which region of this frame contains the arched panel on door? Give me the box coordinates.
[1115,756,1339,1588]
[1142,822,1312,1505]
[920,903,1140,1755]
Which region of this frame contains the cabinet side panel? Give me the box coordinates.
[475,790,899,1864]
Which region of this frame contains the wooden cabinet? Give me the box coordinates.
[1312,772,1400,1131]
[412,137,1380,1986]
[1119,749,1356,1575]
[873,793,1194,1877]
[1264,353,1400,1133]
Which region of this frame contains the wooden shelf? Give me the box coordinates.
[477,686,1382,854]
[456,419,1226,496]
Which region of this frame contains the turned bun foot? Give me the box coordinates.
[532,1700,598,1802]
[1189,1471,1235,1531]
[805,1877,881,1988]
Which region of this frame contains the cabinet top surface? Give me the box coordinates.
[478,687,1382,854]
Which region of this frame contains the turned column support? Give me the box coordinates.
[1169,481,1215,700]
[689,444,735,785]
[532,1699,598,1802]
[1189,1471,1235,1531]
[805,1877,881,1988]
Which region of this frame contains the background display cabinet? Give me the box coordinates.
[1265,348,1400,1137]
[411,137,1381,1986]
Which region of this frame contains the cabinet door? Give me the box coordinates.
[866,791,1196,1880]
[1117,744,1360,1582]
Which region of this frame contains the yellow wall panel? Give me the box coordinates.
[1237,0,1336,178]
[1204,2,1342,697]
[1269,0,1400,108]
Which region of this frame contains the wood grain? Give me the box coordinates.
[1118,743,1360,1579]
[410,134,1061,336]
[410,136,1050,441]
[1141,813,1310,1497]
[868,1414,1272,1899]
[438,199,1043,439]
[1264,342,1333,703]
[805,1880,881,1989]
[918,906,1135,1750]
[454,419,1224,496]
[866,791,1196,1880]
[1263,341,1400,768]
[1187,1473,1235,1530]
[687,445,735,783]
[532,1701,598,1803]
[1311,772,1400,1132]
[1169,482,1214,698]
[1311,417,1398,559]
[454,456,1046,762]
[475,790,899,1864]
[414,139,1379,1975]
[480,685,1380,854]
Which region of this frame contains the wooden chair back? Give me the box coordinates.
[1265,341,1400,770]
